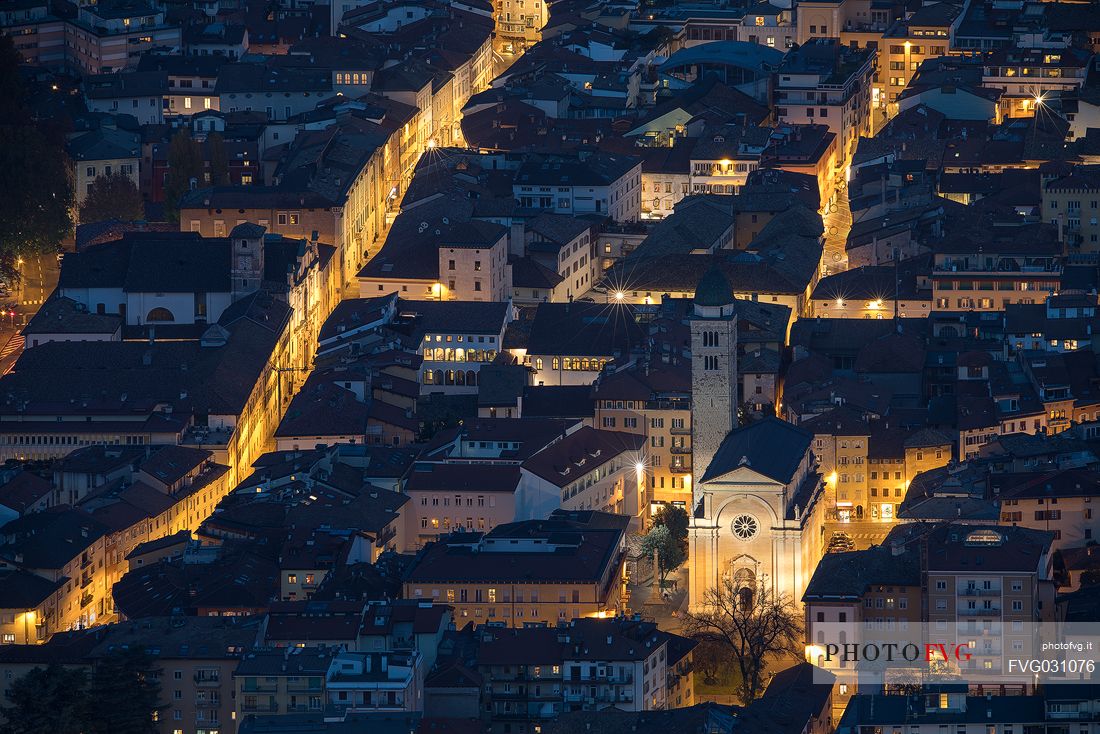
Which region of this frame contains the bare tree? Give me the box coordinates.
[681,576,802,704]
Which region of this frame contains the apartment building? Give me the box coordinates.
[592,365,693,509]
[402,513,629,627]
[737,5,795,50]
[98,617,260,734]
[517,426,647,528]
[803,541,922,713]
[804,407,872,523]
[326,651,424,713]
[931,228,1062,313]
[67,125,141,210]
[84,71,166,126]
[402,463,521,547]
[65,1,181,75]
[3,0,66,70]
[687,125,772,195]
[513,154,643,224]
[0,570,61,645]
[1042,165,1100,253]
[0,509,109,632]
[879,5,962,113]
[524,214,598,301]
[234,647,336,719]
[982,47,1092,119]
[924,524,1056,679]
[476,616,694,733]
[495,0,549,55]
[516,302,646,387]
[775,39,876,168]
[994,467,1100,551]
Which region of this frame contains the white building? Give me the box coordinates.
[513,154,643,223]
[517,427,647,529]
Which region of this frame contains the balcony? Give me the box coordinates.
[80,574,94,589]
[669,426,691,435]
[959,588,999,597]
[669,446,691,454]
[958,606,1001,617]
[194,674,221,686]
[195,697,221,707]
[242,682,279,693]
[80,591,94,608]
[933,258,1060,276]
[241,703,279,713]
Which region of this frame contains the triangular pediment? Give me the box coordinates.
[699,463,783,488]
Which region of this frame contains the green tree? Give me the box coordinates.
[0,35,27,124]
[79,172,145,224]
[0,36,73,265]
[163,130,204,222]
[652,504,689,547]
[206,132,230,187]
[0,663,88,734]
[84,647,162,734]
[639,523,686,590]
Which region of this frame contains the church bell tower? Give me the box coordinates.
[690,265,738,508]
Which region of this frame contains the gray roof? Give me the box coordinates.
[85,71,167,99]
[694,265,735,307]
[22,297,123,336]
[661,41,783,74]
[802,545,921,600]
[58,233,232,294]
[700,417,811,484]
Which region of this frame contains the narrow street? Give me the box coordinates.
[822,175,852,276]
[0,252,61,373]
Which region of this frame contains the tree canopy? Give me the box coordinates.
[0,649,161,734]
[0,35,74,265]
[163,130,204,222]
[79,172,145,225]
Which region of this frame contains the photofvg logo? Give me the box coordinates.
[821,643,972,664]
[806,622,1100,686]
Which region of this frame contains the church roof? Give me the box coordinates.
[693,265,734,308]
[700,417,812,484]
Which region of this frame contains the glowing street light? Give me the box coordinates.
[614,290,625,301]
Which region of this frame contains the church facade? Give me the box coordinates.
[687,267,827,609]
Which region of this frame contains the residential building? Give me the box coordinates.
[931,223,1062,313]
[513,153,642,223]
[476,616,695,733]
[592,364,693,509]
[402,512,629,626]
[65,0,181,75]
[326,651,424,713]
[1042,165,1100,253]
[402,463,521,546]
[234,647,337,719]
[517,426,648,527]
[775,39,875,167]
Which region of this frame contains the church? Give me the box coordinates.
[687,267,827,610]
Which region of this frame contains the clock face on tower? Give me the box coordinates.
[731,514,759,541]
